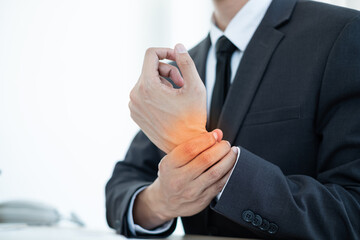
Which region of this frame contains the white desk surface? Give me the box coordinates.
[0,225,252,240]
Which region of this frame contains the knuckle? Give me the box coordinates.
[200,152,212,165]
[158,160,165,172]
[129,89,135,102]
[209,168,221,180]
[217,182,225,192]
[158,156,171,173]
[145,47,154,55]
[178,56,194,67]
[206,133,217,146]
[183,144,197,158]
[221,141,231,152]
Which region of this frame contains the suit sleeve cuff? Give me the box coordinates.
[210,147,285,237]
[127,186,174,235]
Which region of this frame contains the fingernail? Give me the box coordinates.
[231,146,238,154]
[213,132,218,141]
[226,141,231,147]
[175,43,187,53]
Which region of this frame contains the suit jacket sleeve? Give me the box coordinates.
[105,131,177,238]
[212,16,360,240]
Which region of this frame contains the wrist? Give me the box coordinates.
[174,128,208,147]
[133,181,172,229]
[147,183,174,222]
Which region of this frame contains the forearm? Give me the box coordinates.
[105,131,163,236]
[105,176,151,234]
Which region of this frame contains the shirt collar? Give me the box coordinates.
[210,0,273,52]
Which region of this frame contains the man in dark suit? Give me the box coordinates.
[106,0,360,239]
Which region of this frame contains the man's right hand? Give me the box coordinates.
[133,130,238,230]
[128,44,208,154]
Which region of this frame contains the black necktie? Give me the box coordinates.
[208,36,237,131]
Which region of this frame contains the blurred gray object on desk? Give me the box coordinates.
[0,200,84,227]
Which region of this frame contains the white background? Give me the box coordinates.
[0,0,359,235]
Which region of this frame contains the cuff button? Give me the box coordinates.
[242,210,255,223]
[251,214,262,227]
[268,223,279,234]
[259,219,270,231]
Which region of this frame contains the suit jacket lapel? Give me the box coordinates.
[191,34,211,83]
[218,0,298,143]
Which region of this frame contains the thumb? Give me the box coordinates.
[174,43,202,89]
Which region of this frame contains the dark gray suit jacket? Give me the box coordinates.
[106,0,360,239]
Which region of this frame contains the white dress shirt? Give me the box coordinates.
[127,0,273,235]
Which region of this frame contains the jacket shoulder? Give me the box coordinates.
[295,0,360,24]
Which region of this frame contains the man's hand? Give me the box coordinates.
[133,131,238,229]
[129,44,207,153]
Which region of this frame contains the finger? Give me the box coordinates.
[212,129,223,142]
[142,48,176,77]
[174,44,202,89]
[181,166,232,207]
[159,77,173,88]
[184,140,231,180]
[168,130,223,168]
[199,166,233,200]
[158,62,184,87]
[195,146,238,192]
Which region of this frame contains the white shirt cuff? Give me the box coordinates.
[127,186,174,235]
[216,146,241,201]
